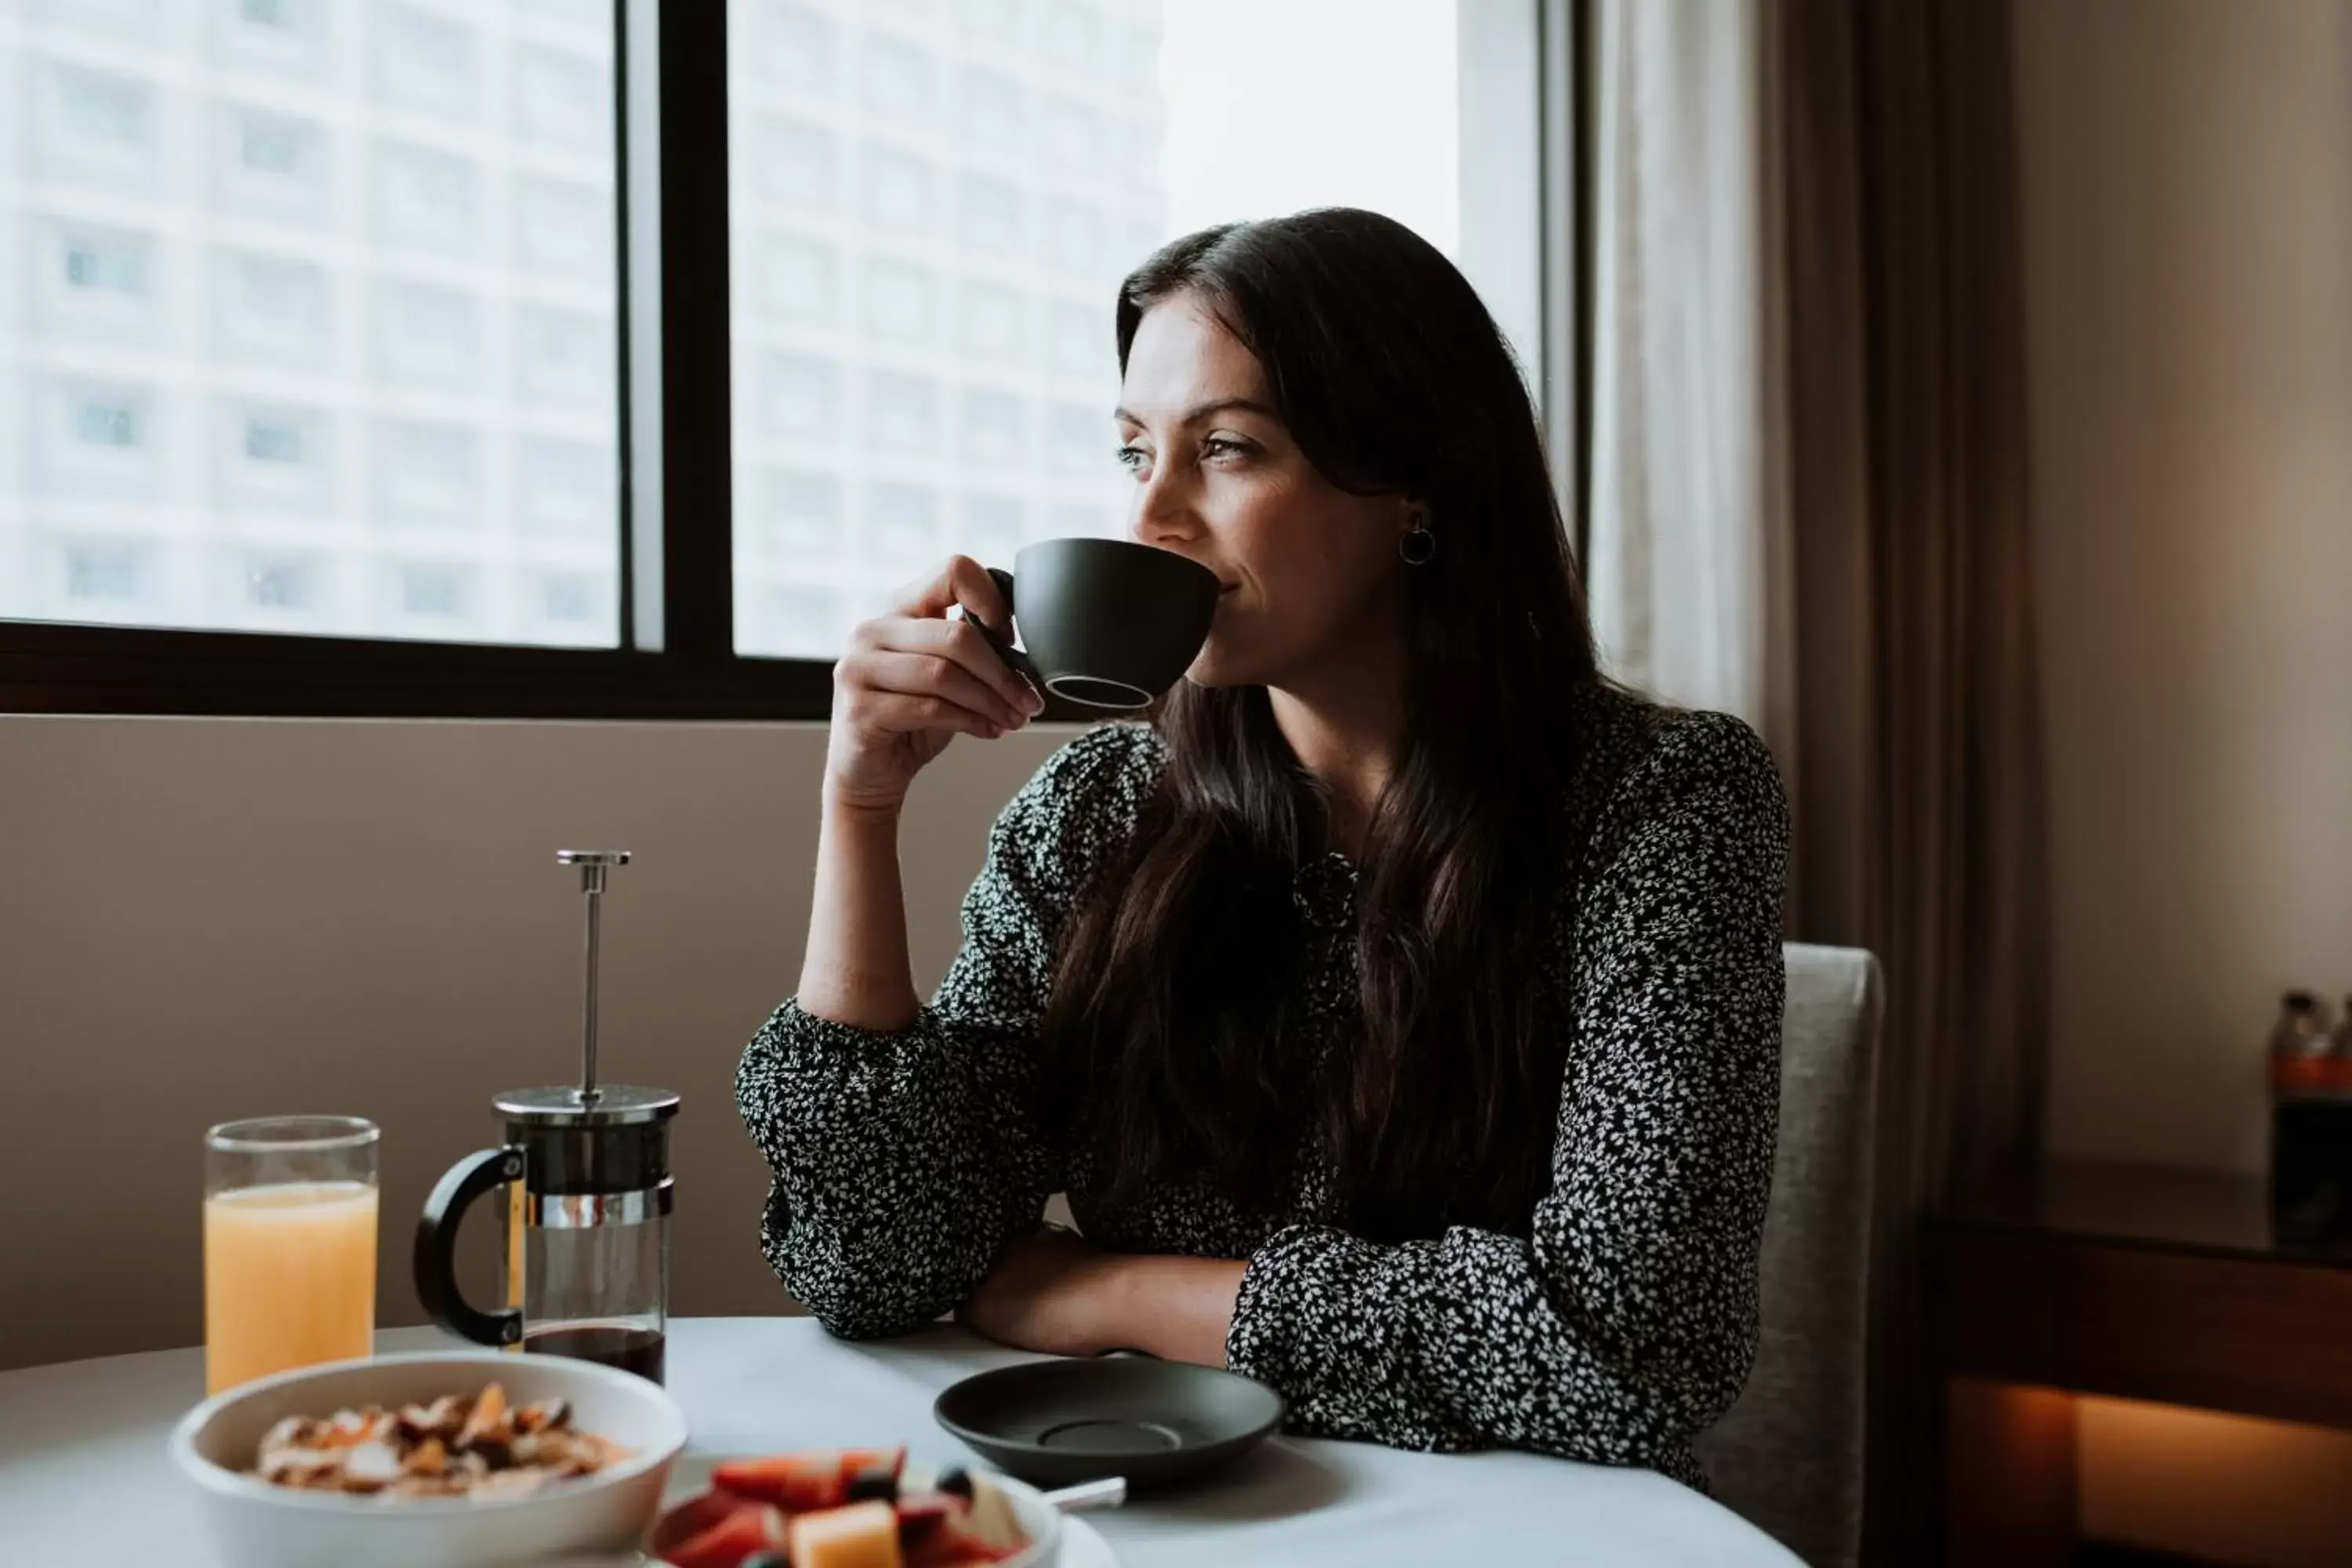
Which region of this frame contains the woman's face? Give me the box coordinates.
[1115,294,1417,691]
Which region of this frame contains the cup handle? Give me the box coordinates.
[413,1145,527,1348]
[971,567,1043,691]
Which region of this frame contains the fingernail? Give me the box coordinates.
[1022,685,1047,716]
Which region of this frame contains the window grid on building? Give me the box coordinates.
[0,0,623,645]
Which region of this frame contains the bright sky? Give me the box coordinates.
[1156,0,1460,256]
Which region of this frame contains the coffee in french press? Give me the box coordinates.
[415,850,680,1382]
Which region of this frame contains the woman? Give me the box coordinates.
[737,209,1787,1489]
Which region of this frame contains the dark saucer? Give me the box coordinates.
[934,1356,1287,1490]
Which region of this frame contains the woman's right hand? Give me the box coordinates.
[823,555,1046,817]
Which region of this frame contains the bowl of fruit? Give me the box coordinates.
[649,1444,1118,1568]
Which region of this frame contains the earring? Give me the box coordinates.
[1399,521,1437,565]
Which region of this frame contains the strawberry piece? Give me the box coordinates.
[891,1491,960,1531]
[652,1488,761,1556]
[662,1501,787,1568]
[714,1451,852,1512]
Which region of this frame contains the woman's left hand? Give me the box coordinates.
[960,1228,1251,1366]
[956,1226,1125,1358]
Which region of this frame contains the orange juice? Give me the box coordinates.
[203,1180,379,1395]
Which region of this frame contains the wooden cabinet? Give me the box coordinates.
[1927,1163,2352,1563]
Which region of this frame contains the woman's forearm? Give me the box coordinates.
[796,798,920,1031]
[1104,1255,1248,1367]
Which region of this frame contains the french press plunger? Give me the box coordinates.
[415,851,680,1383]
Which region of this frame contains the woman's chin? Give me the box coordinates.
[1184,648,1251,689]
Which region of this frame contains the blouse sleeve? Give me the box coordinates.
[1222,710,1788,1486]
[735,724,1156,1338]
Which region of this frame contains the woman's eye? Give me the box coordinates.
[1202,436,1250,461]
[1114,445,1149,474]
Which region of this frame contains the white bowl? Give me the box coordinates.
[170,1350,688,1568]
[980,1472,1069,1568]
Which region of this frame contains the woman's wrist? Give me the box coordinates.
[820,781,906,831]
[1087,1253,1246,1366]
[1079,1249,1148,1357]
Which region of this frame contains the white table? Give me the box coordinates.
[0,1318,1799,1566]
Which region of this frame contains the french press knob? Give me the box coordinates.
[414,851,680,1382]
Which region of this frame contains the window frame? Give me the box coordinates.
[0,2,819,719]
[1,1,1571,721]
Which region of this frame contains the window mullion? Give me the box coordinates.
[644,0,734,668]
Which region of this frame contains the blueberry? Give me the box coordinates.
[741,1555,789,1568]
[935,1467,975,1501]
[844,1460,900,1503]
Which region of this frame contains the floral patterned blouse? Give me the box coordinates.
[737,686,1788,1489]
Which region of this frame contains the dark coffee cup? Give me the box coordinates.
[972,538,1221,710]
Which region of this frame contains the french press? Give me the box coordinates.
[415,850,680,1383]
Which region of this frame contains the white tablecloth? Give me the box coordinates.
[0,1318,1799,1566]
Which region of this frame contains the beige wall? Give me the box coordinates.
[2014,0,2352,1561]
[2018,0,2352,1174]
[0,716,1063,1371]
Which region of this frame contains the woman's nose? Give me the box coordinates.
[1130,470,1203,548]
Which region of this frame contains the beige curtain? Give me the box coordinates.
[1585,0,2049,1557]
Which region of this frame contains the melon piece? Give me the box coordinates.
[962,1478,1025,1555]
[788,1500,905,1568]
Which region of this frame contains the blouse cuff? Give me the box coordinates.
[764,996,940,1053]
[1225,1224,1395,1415]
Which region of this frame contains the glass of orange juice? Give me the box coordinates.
[204,1116,380,1396]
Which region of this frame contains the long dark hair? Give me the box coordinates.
[1042,209,1602,1241]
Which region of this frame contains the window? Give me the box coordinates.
[377,420,478,526]
[376,144,481,255]
[862,38,937,124]
[375,5,479,121]
[8,1,1529,718]
[962,391,1026,466]
[764,354,840,439]
[1,2,622,650]
[863,149,936,234]
[865,373,937,452]
[394,562,474,621]
[724,0,1468,660]
[216,252,330,365]
[38,62,158,192]
[515,179,612,279]
[757,120,837,211]
[517,46,609,151]
[377,282,480,387]
[760,237,839,324]
[219,107,330,220]
[866,260,935,344]
[760,471,841,555]
[57,539,154,608]
[37,221,158,343]
[219,0,330,77]
[219,403,332,508]
[960,176,1025,256]
[760,5,837,97]
[230,552,324,617]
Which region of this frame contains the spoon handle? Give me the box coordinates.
[1042,1475,1127,1514]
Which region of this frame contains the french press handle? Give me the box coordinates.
[414,1145,526,1348]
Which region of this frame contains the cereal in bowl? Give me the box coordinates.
[252,1381,631,1500]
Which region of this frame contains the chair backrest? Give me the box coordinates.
[1695,942,1883,1568]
